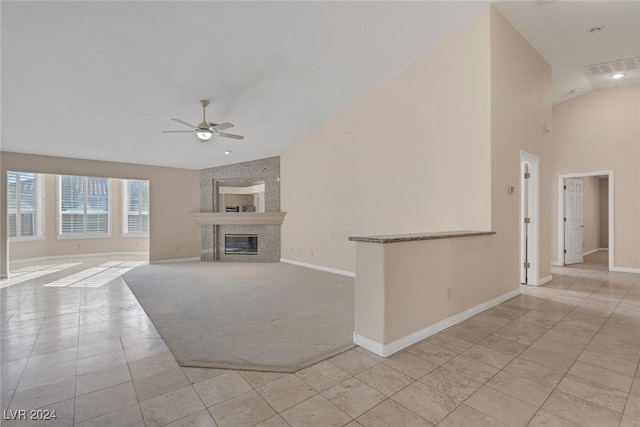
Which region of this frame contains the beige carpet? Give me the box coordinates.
[123,262,355,372]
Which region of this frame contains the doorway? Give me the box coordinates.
[557,171,614,271]
[520,151,539,285]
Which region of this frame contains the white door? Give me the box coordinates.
[564,178,584,265]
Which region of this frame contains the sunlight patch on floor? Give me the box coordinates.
[42,261,146,288]
[0,263,82,289]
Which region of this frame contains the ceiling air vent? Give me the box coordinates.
[585,57,640,75]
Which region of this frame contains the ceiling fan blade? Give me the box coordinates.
[218,132,244,140]
[210,122,234,131]
[161,130,194,133]
[171,118,198,129]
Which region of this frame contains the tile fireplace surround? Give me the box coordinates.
[199,156,282,262]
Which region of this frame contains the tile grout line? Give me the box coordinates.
[433,277,608,425]
[0,257,144,426]
[4,301,44,413]
[518,292,593,425]
[449,310,542,425]
[71,289,82,427]
[119,333,145,427]
[395,314,529,425]
[603,274,639,425]
[525,272,637,425]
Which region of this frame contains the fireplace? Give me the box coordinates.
[225,234,258,255]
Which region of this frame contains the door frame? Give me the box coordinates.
[520,151,539,286]
[557,170,614,271]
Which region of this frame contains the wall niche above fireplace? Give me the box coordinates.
[218,180,265,213]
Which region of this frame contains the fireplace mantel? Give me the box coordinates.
[190,212,287,226]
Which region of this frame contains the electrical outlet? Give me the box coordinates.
[447,288,452,300]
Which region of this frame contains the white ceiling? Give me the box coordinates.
[495,1,640,104]
[2,1,639,170]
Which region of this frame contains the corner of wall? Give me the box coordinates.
[489,5,553,287]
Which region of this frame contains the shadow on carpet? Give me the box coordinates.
[123,262,355,372]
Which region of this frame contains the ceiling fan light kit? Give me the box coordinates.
[162,99,244,142]
[196,130,213,142]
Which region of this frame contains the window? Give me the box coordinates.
[122,180,149,236]
[58,175,111,237]
[7,172,44,239]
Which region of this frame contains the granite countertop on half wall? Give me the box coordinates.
[348,230,496,244]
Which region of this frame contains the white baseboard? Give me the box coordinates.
[352,333,385,357]
[598,248,609,251]
[280,258,355,278]
[353,288,520,357]
[550,261,564,267]
[9,252,148,265]
[583,249,599,256]
[151,257,201,264]
[538,275,553,286]
[613,266,640,274]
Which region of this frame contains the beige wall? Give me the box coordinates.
[582,176,600,254]
[549,86,640,269]
[355,235,499,346]
[599,177,609,249]
[8,174,149,261]
[282,8,493,273]
[384,237,497,343]
[354,4,554,350]
[281,6,552,288]
[489,7,552,285]
[354,242,385,343]
[1,152,200,276]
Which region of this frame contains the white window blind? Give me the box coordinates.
[122,180,149,235]
[7,172,44,239]
[59,175,110,237]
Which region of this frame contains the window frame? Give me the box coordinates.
[7,172,45,242]
[121,179,149,237]
[57,175,112,239]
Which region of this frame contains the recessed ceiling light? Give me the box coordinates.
[224,150,231,155]
[610,73,626,79]
[587,26,605,33]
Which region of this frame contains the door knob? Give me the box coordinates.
[580,225,585,228]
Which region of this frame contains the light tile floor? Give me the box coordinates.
[2,254,640,426]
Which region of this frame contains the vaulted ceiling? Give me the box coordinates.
[2,1,638,170]
[495,1,640,104]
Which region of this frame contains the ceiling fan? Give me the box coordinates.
[162,100,244,142]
